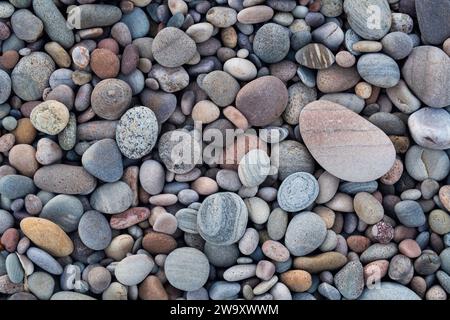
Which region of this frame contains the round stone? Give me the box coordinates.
[82,139,123,183]
[285,212,327,256]
[405,145,450,181]
[148,64,189,93]
[299,100,396,183]
[357,53,400,88]
[394,200,426,228]
[91,79,132,120]
[114,254,154,286]
[223,58,257,81]
[334,261,364,300]
[78,210,112,251]
[158,130,202,174]
[253,23,289,64]
[204,242,239,268]
[428,210,450,235]
[139,160,165,195]
[11,52,55,101]
[116,106,159,160]
[30,100,69,135]
[90,49,120,79]
[200,70,240,107]
[165,247,210,292]
[88,266,111,294]
[381,32,413,60]
[238,149,271,188]
[40,195,84,233]
[197,192,248,246]
[236,76,288,127]
[90,181,133,214]
[272,140,315,180]
[408,108,450,150]
[353,192,384,225]
[152,27,197,67]
[27,272,54,300]
[283,82,317,125]
[277,172,319,212]
[11,9,43,42]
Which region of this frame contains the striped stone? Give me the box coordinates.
[295,43,335,69]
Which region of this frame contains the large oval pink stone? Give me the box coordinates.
[299,101,396,182]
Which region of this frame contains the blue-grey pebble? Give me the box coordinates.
[68,4,122,29]
[345,29,362,55]
[2,34,25,52]
[334,260,364,299]
[253,23,290,64]
[416,231,430,250]
[51,291,96,300]
[0,210,14,234]
[360,243,398,263]
[0,254,6,276]
[163,182,189,194]
[394,200,426,227]
[6,253,24,284]
[296,66,316,88]
[359,282,420,300]
[121,8,150,39]
[28,272,55,300]
[82,139,123,183]
[209,281,241,300]
[26,247,63,275]
[40,195,84,233]
[204,242,239,268]
[436,271,450,294]
[78,210,112,250]
[0,70,11,104]
[275,257,292,274]
[312,22,344,51]
[293,292,317,300]
[318,283,341,300]
[167,13,185,28]
[320,93,365,114]
[441,248,450,275]
[90,181,133,214]
[381,32,413,60]
[0,175,35,199]
[357,53,400,88]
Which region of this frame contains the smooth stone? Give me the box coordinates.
[11,52,55,101]
[299,101,396,182]
[293,252,348,273]
[51,292,96,301]
[121,8,150,39]
[197,192,248,246]
[165,247,210,291]
[440,248,450,275]
[386,80,421,114]
[139,160,165,195]
[414,251,441,275]
[223,264,257,281]
[290,31,312,51]
[105,235,134,261]
[11,9,43,42]
[0,71,11,104]
[152,27,197,68]
[382,32,414,60]
[88,266,111,294]
[245,197,270,225]
[0,210,14,234]
[82,139,123,183]
[209,281,240,300]
[359,282,420,300]
[6,254,24,284]
[58,113,77,151]
[285,212,327,257]
[312,22,344,51]
[280,270,312,293]
[357,54,400,88]
[253,23,290,64]
[199,70,240,107]
[175,208,198,234]
[91,79,132,120]
[216,170,242,192]
[238,149,271,187]
[149,65,189,93]
[319,283,341,300]
[416,0,450,45]
[344,0,391,40]
[186,22,214,43]
[116,107,158,160]
[28,272,55,300]
[158,130,202,174]
[140,90,176,123]
[206,7,237,28]
[267,208,288,241]
[204,242,239,268]
[68,4,122,29]
[402,46,450,108]
[20,218,73,257]
[40,195,84,233]
[0,175,35,199]
[334,261,364,300]
[320,93,365,113]
[408,108,450,150]
[405,146,450,181]
[35,138,63,165]
[237,5,274,24]
[316,171,340,204]
[114,254,154,286]
[90,182,133,214]
[33,0,74,48]
[235,75,288,127]
[388,254,414,285]
[26,247,63,275]
[429,210,450,235]
[360,243,398,263]
[295,43,335,69]
[394,200,427,228]
[30,100,69,135]
[34,165,96,195]
[78,210,111,251]
[316,65,360,93]
[223,58,257,81]
[354,192,384,224]
[277,172,319,212]
[283,82,317,125]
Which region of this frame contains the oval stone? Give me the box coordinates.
[238,149,271,188]
[197,192,248,246]
[299,101,396,182]
[34,165,96,195]
[30,100,70,135]
[90,181,133,214]
[114,254,154,286]
[40,195,84,232]
[277,172,319,212]
[82,139,123,182]
[408,108,450,150]
[359,282,420,300]
[357,53,400,88]
[78,210,112,250]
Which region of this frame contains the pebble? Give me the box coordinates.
[408,108,450,150]
[105,234,134,261]
[121,8,149,39]
[416,0,450,45]
[317,65,360,93]
[360,243,398,264]
[90,181,133,214]
[6,253,24,284]
[35,156,89,186]
[280,270,312,292]
[204,243,239,268]
[267,208,288,241]
[200,70,240,107]
[78,210,112,250]
[30,100,69,135]
[428,210,450,235]
[91,79,132,120]
[285,212,327,256]
[206,7,237,28]
[405,146,450,181]
[142,231,177,255]
[50,292,96,301]
[165,247,209,291]
[334,260,364,300]
[197,192,248,246]
[262,240,290,262]
[223,58,257,81]
[28,272,55,300]
[312,22,344,51]
[299,101,396,182]
[0,175,35,199]
[382,32,413,60]
[139,160,165,195]
[238,149,271,187]
[40,195,83,233]
[152,27,197,68]
[20,217,73,257]
[216,170,242,192]
[277,172,319,212]
[253,23,290,64]
[192,101,220,124]
[139,276,168,300]
[116,107,159,160]
[357,53,400,88]
[237,5,274,24]
[394,200,427,227]
[295,43,335,69]
[11,52,55,101]
[402,46,450,108]
[359,282,420,300]
[236,76,288,126]
[353,192,384,225]
[209,281,240,300]
[114,254,154,286]
[26,247,62,275]
[35,138,63,165]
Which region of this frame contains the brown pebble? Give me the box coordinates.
[355,82,372,99]
[347,235,371,253]
[438,185,450,212]
[90,48,120,79]
[12,118,37,144]
[280,270,312,292]
[142,231,177,254]
[380,158,403,185]
[363,260,389,285]
[1,228,19,252]
[139,276,169,300]
[223,106,249,130]
[0,50,19,70]
[20,101,40,118]
[261,240,290,262]
[110,207,151,230]
[399,239,421,258]
[389,136,410,154]
[410,276,427,298]
[121,44,139,75]
[335,51,355,68]
[8,144,39,177]
[0,133,15,153]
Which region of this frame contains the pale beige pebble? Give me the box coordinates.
[44,42,71,68]
[153,212,178,235]
[131,0,152,7]
[186,23,214,43]
[256,260,276,281]
[380,158,403,185]
[221,27,238,48]
[237,5,274,24]
[426,285,447,300]
[245,197,270,225]
[30,100,70,135]
[223,106,249,130]
[313,206,336,229]
[223,58,257,81]
[0,133,15,153]
[35,138,63,165]
[191,177,219,196]
[8,144,39,177]
[355,82,372,99]
[168,0,188,15]
[149,194,178,206]
[191,100,220,124]
[316,171,340,204]
[439,185,450,212]
[325,193,354,212]
[353,192,384,225]
[398,239,421,259]
[148,206,168,226]
[105,234,134,261]
[335,51,356,68]
[261,240,290,262]
[352,41,383,53]
[363,260,389,286]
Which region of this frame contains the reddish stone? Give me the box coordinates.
[110,207,151,230]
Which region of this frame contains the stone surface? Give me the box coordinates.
[295,43,335,69]
[114,254,154,286]
[40,195,84,233]
[357,54,400,88]
[90,182,133,214]
[152,27,197,67]
[408,108,450,150]
[416,0,450,45]
[277,172,319,212]
[78,210,112,250]
[285,212,327,256]
[82,139,123,182]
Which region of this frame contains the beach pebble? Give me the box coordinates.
[334,261,364,300]
[285,212,327,256]
[40,195,84,233]
[91,79,132,120]
[115,254,154,286]
[30,100,69,135]
[152,27,197,68]
[78,210,112,250]
[27,271,55,300]
[238,150,271,188]
[277,172,319,212]
[353,192,384,225]
[405,146,450,181]
[253,23,290,64]
[139,160,165,195]
[82,139,123,183]
[295,43,335,69]
[90,181,133,214]
[26,247,63,275]
[408,108,450,150]
[357,53,400,88]
[359,282,420,300]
